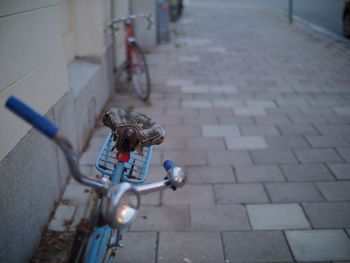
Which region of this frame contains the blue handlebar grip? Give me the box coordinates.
[5,96,59,139]
[163,160,175,171]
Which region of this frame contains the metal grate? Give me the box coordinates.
[95,132,153,184]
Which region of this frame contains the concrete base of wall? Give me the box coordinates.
[0,45,114,262]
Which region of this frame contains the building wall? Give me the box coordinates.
[0,0,130,261]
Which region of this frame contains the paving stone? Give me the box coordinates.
[158,138,185,150]
[250,149,298,164]
[79,150,100,166]
[225,136,268,150]
[303,202,350,228]
[240,125,280,136]
[277,124,319,135]
[333,107,350,115]
[266,182,324,203]
[213,99,243,108]
[130,205,190,231]
[247,204,310,230]
[48,204,76,231]
[209,85,238,93]
[158,232,224,263]
[294,149,343,163]
[315,124,350,135]
[178,56,200,62]
[61,184,91,206]
[116,232,157,263]
[182,100,212,109]
[191,204,250,231]
[255,115,291,125]
[198,108,234,117]
[222,231,293,262]
[281,164,334,181]
[328,163,350,180]
[202,125,240,137]
[305,135,350,148]
[187,166,235,183]
[235,164,285,182]
[181,85,208,93]
[166,79,193,87]
[317,182,350,201]
[207,150,252,166]
[185,137,226,150]
[289,114,328,124]
[141,192,160,206]
[337,148,350,161]
[162,150,207,166]
[218,116,255,125]
[245,99,277,108]
[286,230,350,261]
[162,184,215,205]
[165,125,201,138]
[182,115,218,125]
[266,136,309,149]
[214,183,268,204]
[234,107,266,116]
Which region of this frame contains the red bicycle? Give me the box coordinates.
[110,14,152,101]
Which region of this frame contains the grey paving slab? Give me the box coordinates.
[328,163,350,180]
[116,232,157,263]
[266,183,324,203]
[289,114,328,124]
[182,100,212,109]
[130,205,190,232]
[162,150,207,166]
[61,184,91,206]
[182,115,218,125]
[265,136,310,149]
[185,137,226,150]
[225,136,268,150]
[286,230,350,261]
[214,183,269,204]
[48,204,76,231]
[303,202,350,228]
[305,135,350,148]
[235,164,285,182]
[255,115,291,125]
[281,164,334,181]
[247,204,310,230]
[317,182,350,201]
[245,99,277,108]
[240,125,280,136]
[333,107,350,115]
[191,204,250,231]
[158,232,224,263]
[277,124,319,136]
[294,149,343,163]
[250,149,298,164]
[202,124,240,137]
[181,85,208,93]
[79,150,100,166]
[337,148,350,161]
[233,107,266,116]
[207,150,252,166]
[187,166,235,184]
[162,184,215,205]
[218,116,255,125]
[213,99,243,108]
[222,231,293,262]
[315,124,350,135]
[165,125,201,138]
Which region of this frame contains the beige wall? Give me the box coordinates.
[0,1,69,161]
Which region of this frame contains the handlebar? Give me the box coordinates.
[5,96,186,195]
[110,13,153,30]
[6,96,59,139]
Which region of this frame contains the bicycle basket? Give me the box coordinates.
[95,132,153,184]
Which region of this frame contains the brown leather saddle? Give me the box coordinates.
[103,108,165,154]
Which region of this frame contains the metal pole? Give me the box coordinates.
[289,0,293,25]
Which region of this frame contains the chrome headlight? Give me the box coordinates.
[102,182,140,229]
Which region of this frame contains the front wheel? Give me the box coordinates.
[130,43,151,101]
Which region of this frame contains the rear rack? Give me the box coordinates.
[95,132,153,184]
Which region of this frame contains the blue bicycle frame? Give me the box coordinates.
[84,133,153,263]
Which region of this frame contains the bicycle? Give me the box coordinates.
[5,96,186,263]
[110,14,152,101]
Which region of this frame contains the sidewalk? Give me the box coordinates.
[56,1,350,262]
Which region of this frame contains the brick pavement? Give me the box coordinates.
[53,1,350,262]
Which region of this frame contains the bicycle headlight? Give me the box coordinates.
[103,182,140,229]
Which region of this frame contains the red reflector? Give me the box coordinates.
[117,152,130,162]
